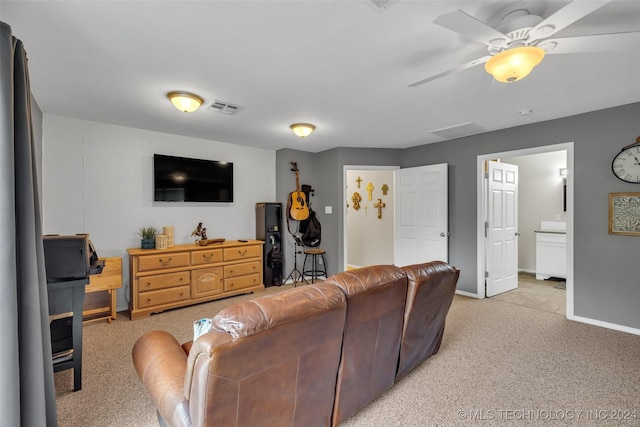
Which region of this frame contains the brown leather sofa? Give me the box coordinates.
[324,265,408,426]
[132,261,459,427]
[396,261,460,381]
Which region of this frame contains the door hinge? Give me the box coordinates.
[484,221,489,237]
[485,271,489,279]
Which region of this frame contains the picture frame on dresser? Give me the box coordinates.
[608,192,640,236]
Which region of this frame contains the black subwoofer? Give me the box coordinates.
[256,202,283,286]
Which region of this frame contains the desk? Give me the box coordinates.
[84,257,122,323]
[48,278,88,391]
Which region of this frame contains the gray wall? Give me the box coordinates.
[276,148,401,279]
[276,102,640,330]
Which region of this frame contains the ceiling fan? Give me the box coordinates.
[409,0,640,87]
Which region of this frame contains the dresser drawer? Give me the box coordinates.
[138,252,190,272]
[224,273,261,292]
[139,271,190,292]
[224,245,261,262]
[138,285,190,309]
[535,233,566,244]
[224,261,261,278]
[192,267,223,298]
[191,249,223,266]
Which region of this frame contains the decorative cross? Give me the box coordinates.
[351,192,362,210]
[356,176,363,188]
[382,184,389,195]
[366,182,374,201]
[374,198,386,219]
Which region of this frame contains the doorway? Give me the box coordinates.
[343,164,449,270]
[477,143,574,318]
[344,166,398,270]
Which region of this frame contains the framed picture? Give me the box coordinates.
[608,192,640,235]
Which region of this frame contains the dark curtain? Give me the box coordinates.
[0,21,58,426]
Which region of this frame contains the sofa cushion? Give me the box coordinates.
[324,265,408,426]
[396,261,460,380]
[185,282,346,427]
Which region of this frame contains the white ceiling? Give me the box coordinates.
[2,0,640,153]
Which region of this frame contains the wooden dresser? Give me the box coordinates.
[127,240,264,320]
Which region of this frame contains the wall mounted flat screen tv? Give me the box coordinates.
[154,154,234,203]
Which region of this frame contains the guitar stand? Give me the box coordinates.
[284,239,308,286]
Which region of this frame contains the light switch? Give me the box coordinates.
[325,206,332,214]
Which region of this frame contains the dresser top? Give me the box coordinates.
[127,239,263,256]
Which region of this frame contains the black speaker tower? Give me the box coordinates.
[255,202,283,286]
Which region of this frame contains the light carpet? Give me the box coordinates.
[55,286,640,426]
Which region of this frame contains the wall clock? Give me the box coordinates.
[612,137,640,183]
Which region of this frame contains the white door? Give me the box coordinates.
[394,164,448,266]
[485,161,519,297]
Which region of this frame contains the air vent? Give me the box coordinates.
[429,122,487,140]
[207,100,240,115]
[365,0,398,13]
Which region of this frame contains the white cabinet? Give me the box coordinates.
[535,231,566,280]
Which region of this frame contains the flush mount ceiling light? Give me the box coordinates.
[290,123,316,138]
[167,91,204,113]
[484,46,545,83]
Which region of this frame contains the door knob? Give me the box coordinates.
[440,232,450,237]
[515,232,521,236]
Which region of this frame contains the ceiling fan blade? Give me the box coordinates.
[529,1,611,41]
[542,31,640,54]
[434,10,510,48]
[409,56,491,87]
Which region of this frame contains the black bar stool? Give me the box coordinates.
[303,248,327,283]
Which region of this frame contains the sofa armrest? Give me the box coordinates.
[183,330,233,405]
[132,330,192,427]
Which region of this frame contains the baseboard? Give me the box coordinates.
[568,314,640,336]
[455,289,483,299]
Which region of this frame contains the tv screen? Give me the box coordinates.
[154,154,234,203]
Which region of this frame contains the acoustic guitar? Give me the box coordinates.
[289,162,310,221]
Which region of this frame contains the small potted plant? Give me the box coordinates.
[138,227,157,249]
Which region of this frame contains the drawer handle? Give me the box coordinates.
[145,282,151,287]
[202,254,213,259]
[147,298,151,303]
[237,250,247,255]
[229,269,234,274]
[158,258,172,264]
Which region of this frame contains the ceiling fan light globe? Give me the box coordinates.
[485,46,545,83]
